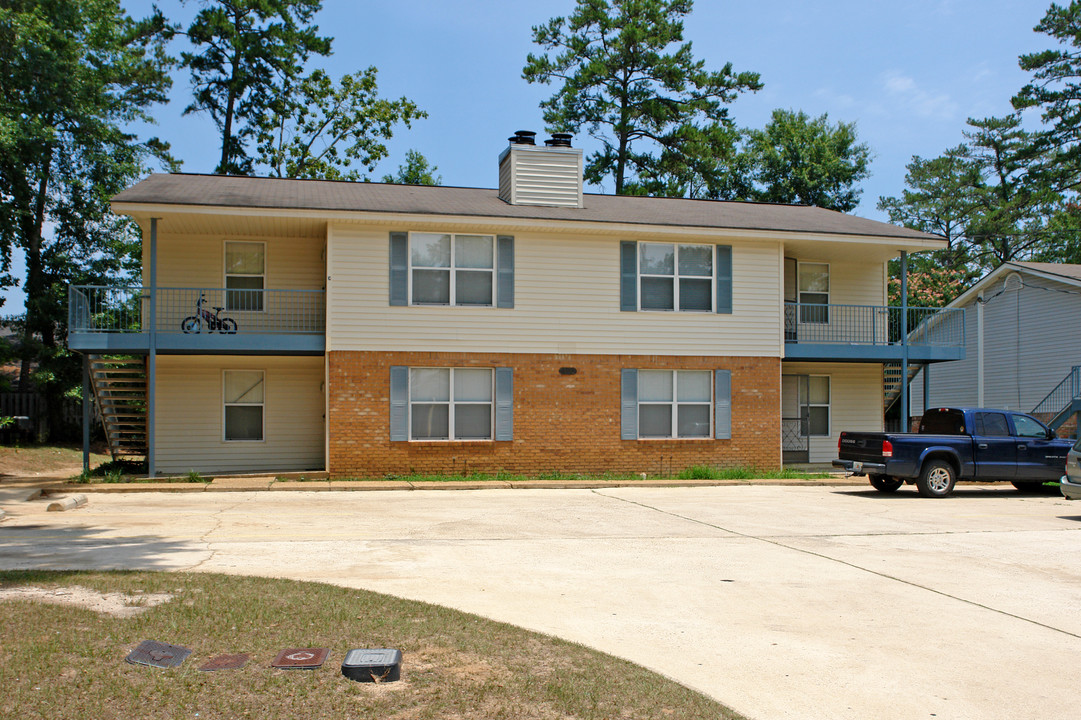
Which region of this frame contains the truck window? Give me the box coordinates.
[1011,414,1048,438]
[918,409,966,434]
[975,412,1010,437]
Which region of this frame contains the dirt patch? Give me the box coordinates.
[0,585,173,618]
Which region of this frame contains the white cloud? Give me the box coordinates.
[880,71,959,120]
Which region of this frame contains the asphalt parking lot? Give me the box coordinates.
[1,483,1079,720]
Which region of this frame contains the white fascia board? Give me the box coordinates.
[111,201,944,251]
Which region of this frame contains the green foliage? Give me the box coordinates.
[255,67,425,180]
[522,0,761,196]
[382,149,442,186]
[1013,1,1081,192]
[181,0,331,176]
[0,0,173,438]
[734,109,872,212]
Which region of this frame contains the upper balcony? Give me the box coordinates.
[68,286,325,355]
[783,302,965,363]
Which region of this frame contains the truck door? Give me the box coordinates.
[1010,413,1061,481]
[972,412,1016,480]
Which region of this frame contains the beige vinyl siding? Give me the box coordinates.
[784,361,883,463]
[155,356,324,474]
[328,224,781,356]
[829,260,888,306]
[143,232,324,290]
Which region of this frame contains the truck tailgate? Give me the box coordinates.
[838,433,889,463]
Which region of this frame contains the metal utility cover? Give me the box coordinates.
[272,648,329,669]
[199,653,250,671]
[341,648,402,683]
[126,640,192,669]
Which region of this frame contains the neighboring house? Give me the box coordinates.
[67,132,961,476]
[909,262,1081,435]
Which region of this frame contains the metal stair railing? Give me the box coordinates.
[1031,366,1081,432]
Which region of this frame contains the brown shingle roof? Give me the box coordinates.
[112,173,939,241]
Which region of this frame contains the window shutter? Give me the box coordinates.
[715,369,732,440]
[390,366,409,441]
[621,369,638,440]
[497,235,515,308]
[620,241,637,311]
[715,245,732,314]
[495,367,514,440]
[389,232,409,306]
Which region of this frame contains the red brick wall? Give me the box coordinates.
[327,351,780,477]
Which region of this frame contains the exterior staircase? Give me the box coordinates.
[883,361,926,415]
[88,355,148,460]
[1031,366,1081,435]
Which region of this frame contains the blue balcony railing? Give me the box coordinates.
[69,286,325,352]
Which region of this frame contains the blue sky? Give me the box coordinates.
[0,0,1055,311]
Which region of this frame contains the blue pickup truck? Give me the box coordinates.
[833,407,1072,497]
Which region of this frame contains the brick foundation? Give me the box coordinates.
[327,351,780,477]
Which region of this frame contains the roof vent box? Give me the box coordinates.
[498,131,584,208]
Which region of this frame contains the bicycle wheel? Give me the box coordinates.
[220,318,237,335]
[181,316,201,334]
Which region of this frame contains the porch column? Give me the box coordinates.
[82,354,90,474]
[923,362,930,415]
[147,218,158,477]
[900,251,909,430]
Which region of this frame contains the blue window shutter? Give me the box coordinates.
[389,232,408,306]
[497,235,515,308]
[390,366,409,441]
[715,369,732,440]
[715,245,732,314]
[621,369,638,440]
[620,241,637,311]
[495,367,514,440]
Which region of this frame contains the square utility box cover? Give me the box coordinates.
[341,648,402,682]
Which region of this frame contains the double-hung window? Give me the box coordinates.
[798,262,829,324]
[638,243,714,311]
[638,370,713,438]
[225,241,265,312]
[805,375,830,436]
[409,368,494,440]
[223,370,264,442]
[410,233,494,306]
[622,368,731,440]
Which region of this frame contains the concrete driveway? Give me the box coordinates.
[2,483,1080,720]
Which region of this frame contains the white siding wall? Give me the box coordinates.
[784,361,883,462]
[155,356,324,474]
[328,225,783,356]
[911,272,1081,414]
[144,232,324,289]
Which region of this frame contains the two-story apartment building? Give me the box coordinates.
[68,133,963,477]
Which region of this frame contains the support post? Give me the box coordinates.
[82,354,90,475]
[900,251,909,431]
[147,218,158,477]
[923,362,930,415]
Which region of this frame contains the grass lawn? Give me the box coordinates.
[0,443,110,478]
[0,570,745,720]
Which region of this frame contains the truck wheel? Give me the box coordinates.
[1011,481,1044,493]
[917,460,956,498]
[869,475,903,493]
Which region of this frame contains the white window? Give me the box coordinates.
[225,241,265,311]
[798,262,829,323]
[410,233,494,306]
[638,243,714,312]
[805,375,830,436]
[638,370,712,438]
[409,368,493,440]
[224,370,264,442]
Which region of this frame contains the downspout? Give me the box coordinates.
[977,291,984,407]
[900,251,909,430]
[147,218,158,477]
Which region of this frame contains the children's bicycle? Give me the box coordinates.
[181,293,237,334]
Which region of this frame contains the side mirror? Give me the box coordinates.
[1048,429,1057,440]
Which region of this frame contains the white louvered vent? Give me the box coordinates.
[498,137,584,209]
